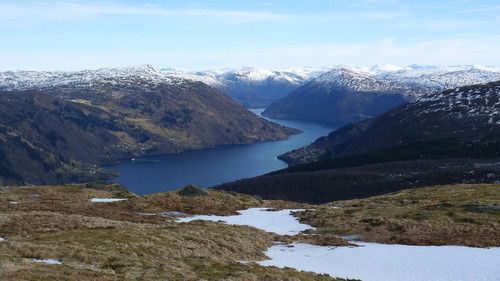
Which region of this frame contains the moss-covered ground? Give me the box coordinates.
[0,183,349,281]
[296,184,499,247]
[1,183,497,280]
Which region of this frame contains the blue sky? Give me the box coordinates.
[1,0,499,70]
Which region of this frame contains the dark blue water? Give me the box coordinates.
[106,109,333,195]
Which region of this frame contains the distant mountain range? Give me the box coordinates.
[263,65,500,126]
[0,66,297,185]
[161,66,328,108]
[215,80,500,203]
[162,64,500,109]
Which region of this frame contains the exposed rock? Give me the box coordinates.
[178,184,210,197]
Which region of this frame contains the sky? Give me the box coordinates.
[0,0,499,71]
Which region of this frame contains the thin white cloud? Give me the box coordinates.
[0,1,416,26]
[0,1,290,24]
[459,5,500,13]
[362,0,399,4]
[157,37,500,69]
[396,18,491,31]
[11,36,499,71]
[2,36,499,71]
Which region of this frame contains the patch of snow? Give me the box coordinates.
[159,211,189,216]
[29,258,63,265]
[177,207,312,235]
[10,201,19,204]
[90,198,127,202]
[133,212,157,216]
[0,237,4,242]
[340,234,361,240]
[258,242,500,281]
[134,211,189,217]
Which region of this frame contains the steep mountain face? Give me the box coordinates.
[0,66,298,185]
[0,92,124,185]
[162,67,328,108]
[263,68,421,126]
[280,80,500,165]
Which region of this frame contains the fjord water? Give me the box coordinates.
[107,109,333,195]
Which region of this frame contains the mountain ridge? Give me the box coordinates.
[161,64,500,108]
[0,67,298,186]
[262,68,421,126]
[279,80,500,165]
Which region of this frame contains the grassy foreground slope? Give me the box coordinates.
[0,183,345,281]
[296,183,499,247]
[0,182,498,280]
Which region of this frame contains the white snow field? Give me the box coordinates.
[90,198,127,202]
[177,207,500,281]
[29,258,63,265]
[259,242,500,281]
[177,207,313,235]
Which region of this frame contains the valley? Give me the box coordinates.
[216,81,500,203]
[3,1,500,279]
[0,66,299,186]
[1,64,499,281]
[106,109,333,195]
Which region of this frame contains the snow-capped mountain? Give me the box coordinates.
[0,65,177,92]
[312,68,420,97]
[162,64,500,108]
[161,66,332,107]
[372,65,500,90]
[263,68,421,126]
[2,64,499,108]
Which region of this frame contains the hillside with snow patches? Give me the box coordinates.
[278,80,500,165]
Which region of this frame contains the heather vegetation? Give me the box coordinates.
[216,158,500,204]
[0,183,348,280]
[295,184,500,248]
[1,182,497,279]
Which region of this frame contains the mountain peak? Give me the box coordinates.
[0,65,174,92]
[314,68,364,83]
[311,67,415,95]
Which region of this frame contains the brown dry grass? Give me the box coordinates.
[296,184,500,247]
[0,184,351,281]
